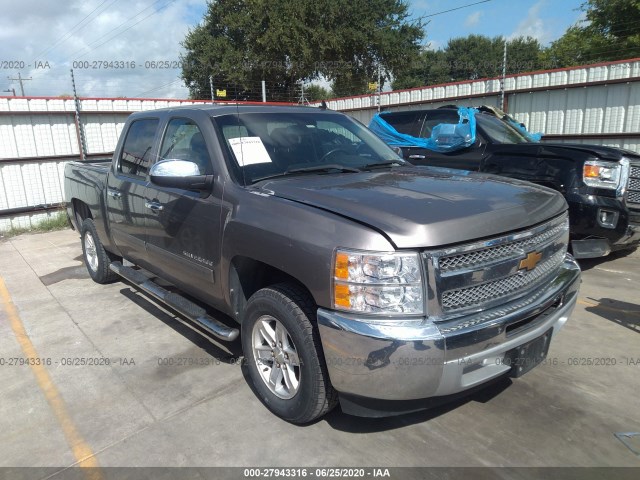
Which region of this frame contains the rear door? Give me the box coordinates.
[405,110,485,171]
[106,117,159,264]
[143,115,224,303]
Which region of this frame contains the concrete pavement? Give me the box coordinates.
[0,229,639,470]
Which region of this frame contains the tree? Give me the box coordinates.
[304,84,333,101]
[392,49,450,90]
[446,35,503,80]
[392,35,543,89]
[504,37,545,74]
[544,0,640,67]
[181,0,424,101]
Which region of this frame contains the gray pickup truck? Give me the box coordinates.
[64,105,581,423]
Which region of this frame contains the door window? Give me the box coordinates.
[382,112,420,136]
[119,119,159,177]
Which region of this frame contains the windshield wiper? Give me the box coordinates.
[251,164,361,184]
[286,164,361,174]
[360,160,407,170]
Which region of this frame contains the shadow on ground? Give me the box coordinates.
[119,287,243,362]
[576,248,637,271]
[584,297,640,333]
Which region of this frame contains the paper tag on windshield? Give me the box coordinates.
[228,137,272,166]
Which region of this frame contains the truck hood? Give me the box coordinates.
[258,166,567,249]
[538,142,640,161]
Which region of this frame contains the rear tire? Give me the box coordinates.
[81,218,119,284]
[241,283,337,424]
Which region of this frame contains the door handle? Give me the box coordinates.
[409,154,426,159]
[145,201,164,211]
[107,189,122,199]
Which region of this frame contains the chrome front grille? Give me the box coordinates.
[423,213,569,320]
[628,165,640,205]
[439,220,568,272]
[441,250,566,310]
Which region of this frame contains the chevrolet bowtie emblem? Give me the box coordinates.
[519,251,542,271]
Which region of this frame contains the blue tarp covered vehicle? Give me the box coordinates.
[369,107,478,152]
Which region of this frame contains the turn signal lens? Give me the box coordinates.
[334,252,349,280]
[584,164,601,178]
[334,284,351,308]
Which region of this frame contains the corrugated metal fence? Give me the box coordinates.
[0,97,229,232]
[2,58,640,232]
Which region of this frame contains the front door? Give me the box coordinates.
[143,117,224,304]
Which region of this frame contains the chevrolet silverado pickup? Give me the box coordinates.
[65,105,581,423]
[370,106,640,259]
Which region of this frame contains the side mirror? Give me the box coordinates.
[391,146,404,157]
[149,159,213,191]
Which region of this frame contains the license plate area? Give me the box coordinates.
[505,328,552,377]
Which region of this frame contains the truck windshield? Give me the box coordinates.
[213,111,405,184]
[475,114,532,144]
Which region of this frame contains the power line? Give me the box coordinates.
[413,0,492,21]
[134,78,183,97]
[68,0,176,60]
[35,0,121,59]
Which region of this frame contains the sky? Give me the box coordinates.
[0,0,586,99]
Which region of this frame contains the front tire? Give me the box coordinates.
[81,218,119,284]
[242,284,337,424]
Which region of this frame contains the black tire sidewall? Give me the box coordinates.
[80,219,114,284]
[242,287,325,423]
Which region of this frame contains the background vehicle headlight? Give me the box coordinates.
[583,160,623,190]
[333,250,424,315]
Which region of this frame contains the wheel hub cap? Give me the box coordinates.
[252,315,301,399]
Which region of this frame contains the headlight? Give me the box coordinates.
[333,249,424,315]
[583,159,623,190]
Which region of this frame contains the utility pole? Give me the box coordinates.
[500,39,507,111]
[297,81,308,105]
[377,62,382,113]
[3,88,16,96]
[209,75,215,105]
[70,69,88,161]
[7,72,32,96]
[261,80,266,103]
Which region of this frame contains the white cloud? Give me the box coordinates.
[464,11,482,28]
[425,40,442,51]
[0,0,206,98]
[509,0,552,43]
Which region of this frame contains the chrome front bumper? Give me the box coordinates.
[317,255,581,402]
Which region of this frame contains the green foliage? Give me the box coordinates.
[182,0,640,98]
[303,84,333,101]
[1,211,70,238]
[393,36,543,89]
[544,0,640,66]
[181,0,424,100]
